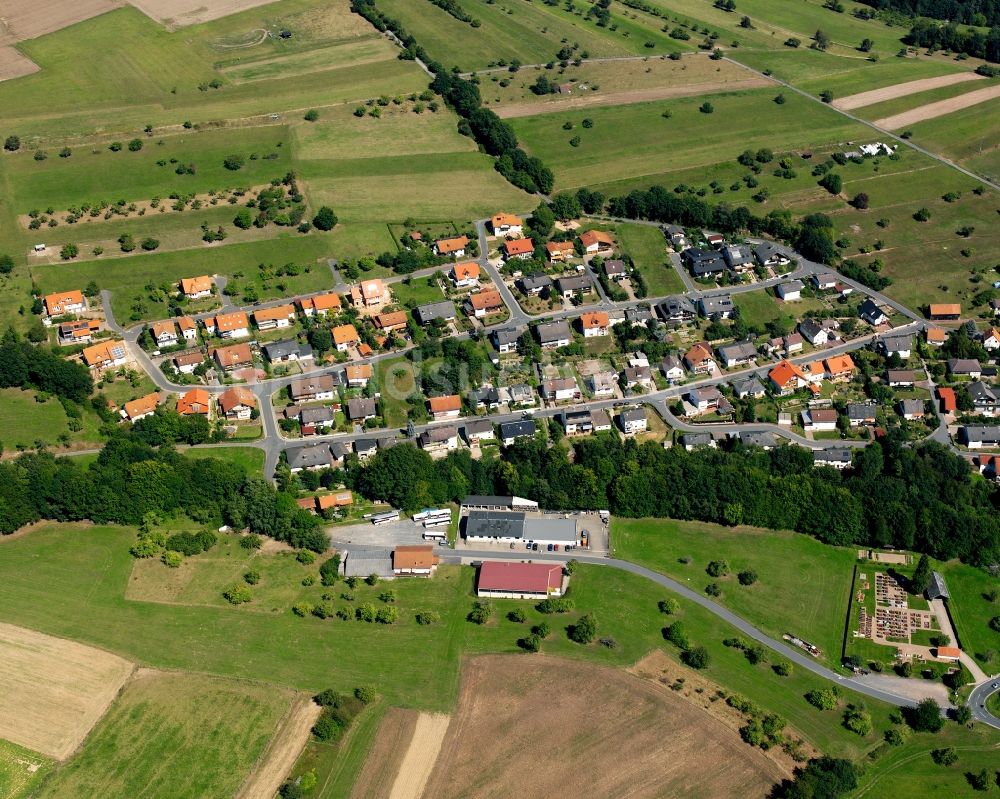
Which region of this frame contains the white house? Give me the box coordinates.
[776,280,803,301]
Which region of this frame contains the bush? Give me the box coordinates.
[706,560,729,577]
[664,621,689,649]
[467,600,493,624]
[738,569,758,585]
[166,530,216,556]
[415,610,440,625]
[223,584,252,604]
[240,533,262,550]
[313,206,338,230]
[536,597,574,614]
[355,685,377,704]
[805,687,840,710]
[162,550,183,568]
[568,613,597,644]
[682,646,710,669]
[319,555,341,586]
[244,569,261,585]
[930,746,958,766]
[843,704,873,736]
[658,598,680,614]
[364,573,379,586]
[355,603,376,622]
[292,602,313,617]
[60,244,79,260]
[297,550,316,565]
[223,154,246,170]
[508,608,527,623]
[699,102,714,114]
[140,237,159,251]
[375,606,398,624]
[519,633,541,652]
[3,135,20,151]
[913,207,931,222]
[128,138,143,152]
[304,109,320,122]
[772,660,792,676]
[705,583,721,597]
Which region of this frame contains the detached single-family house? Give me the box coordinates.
[929,303,961,321]
[587,371,617,397]
[469,385,501,411]
[414,300,457,325]
[665,225,687,250]
[688,385,722,413]
[938,386,957,413]
[784,332,804,353]
[493,327,520,354]
[428,394,462,420]
[983,328,1000,351]
[769,360,808,395]
[503,238,535,261]
[177,388,210,417]
[776,280,803,301]
[722,244,754,274]
[345,363,373,388]
[623,365,653,390]
[802,408,838,432]
[716,340,756,368]
[682,433,716,450]
[150,320,178,348]
[464,418,495,445]
[754,242,790,267]
[699,294,734,319]
[373,311,408,333]
[253,304,295,331]
[82,340,128,370]
[179,275,213,299]
[491,212,523,236]
[579,311,610,337]
[859,299,889,327]
[560,409,594,435]
[926,328,947,347]
[349,279,387,309]
[418,425,459,455]
[178,316,197,341]
[298,292,342,317]
[604,259,627,281]
[683,248,726,278]
[847,402,877,427]
[122,392,159,423]
[508,384,535,407]
[433,235,469,258]
[332,324,360,352]
[262,339,312,363]
[300,406,334,432]
[798,318,828,346]
[579,229,614,254]
[218,387,256,420]
[499,420,536,446]
[205,311,250,339]
[948,358,982,378]
[287,443,332,473]
[960,426,1000,449]
[661,354,685,381]
[172,351,203,374]
[619,407,647,435]
[899,398,925,420]
[554,275,594,300]
[732,376,766,399]
[451,261,481,288]
[545,240,576,262]
[625,306,653,327]
[684,343,715,374]
[878,335,913,360]
[466,290,504,318]
[518,272,552,297]
[656,296,696,325]
[541,377,580,403]
[738,431,777,450]
[824,354,855,382]
[535,320,572,349]
[347,396,377,422]
[704,233,725,248]
[813,449,852,470]
[291,374,336,403]
[812,273,838,291]
[968,381,1000,416]
[887,369,915,387]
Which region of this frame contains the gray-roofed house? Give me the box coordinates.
[535,320,573,349]
[661,354,685,381]
[812,273,838,291]
[948,358,982,378]
[619,407,647,435]
[263,339,313,363]
[847,402,878,427]
[508,383,535,406]
[590,409,612,432]
[354,438,378,460]
[470,385,502,411]
[655,295,696,325]
[286,443,332,472]
[604,259,627,281]
[330,441,352,466]
[622,306,652,327]
[664,225,687,249]
[499,420,536,446]
[798,318,828,346]
[561,409,593,435]
[414,300,457,325]
[492,327,520,354]
[463,418,495,445]
[716,340,757,368]
[776,280,803,301]
[699,294,734,319]
[347,396,377,421]
[967,381,1000,415]
[813,448,852,469]
[682,433,716,450]
[859,299,888,326]
[687,386,722,413]
[555,275,594,300]
[683,248,726,278]
[418,425,459,455]
[898,398,925,420]
[300,406,334,429]
[753,242,790,267]
[588,370,617,398]
[732,376,766,398]
[290,374,338,403]
[878,335,913,359]
[517,272,552,296]
[342,547,393,580]
[721,244,754,274]
[739,431,777,450]
[623,365,653,389]
[960,426,1000,449]
[887,369,915,387]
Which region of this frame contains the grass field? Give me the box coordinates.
[612,517,857,667]
[35,670,294,799]
[183,445,265,477]
[847,79,993,125]
[375,357,418,428]
[390,275,446,308]
[0,389,76,451]
[612,222,685,296]
[510,88,869,191]
[0,739,51,799]
[906,100,1000,181]
[937,561,1000,672]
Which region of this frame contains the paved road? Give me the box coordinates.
[475,219,530,326]
[968,680,1000,729]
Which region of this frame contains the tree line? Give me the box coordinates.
[0,330,94,405]
[907,18,1000,61]
[860,0,1000,27]
[351,0,554,193]
[347,432,999,565]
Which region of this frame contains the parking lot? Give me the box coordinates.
[328,518,433,549]
[453,510,610,556]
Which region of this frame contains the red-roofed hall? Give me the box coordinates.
[476,561,565,599]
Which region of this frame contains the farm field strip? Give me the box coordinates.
[874,83,1000,130]
[235,696,322,799]
[385,713,450,799]
[833,72,984,110]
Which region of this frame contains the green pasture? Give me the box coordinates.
[0,738,51,799]
[35,671,292,799]
[937,561,1000,672]
[182,446,265,478]
[611,222,685,295]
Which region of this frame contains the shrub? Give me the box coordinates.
[292,602,313,617]
[313,206,338,230]
[223,584,252,604]
[699,102,714,114]
[128,138,143,151]
[304,109,320,122]
[375,606,398,624]
[508,608,527,623]
[843,704,873,736]
[931,746,958,766]
[240,534,262,550]
[319,555,341,586]
[664,622,689,649]
[297,550,316,565]
[738,569,758,585]
[244,569,261,585]
[568,613,597,644]
[140,237,159,251]
[415,610,440,625]
[223,154,246,171]
[60,244,79,260]
[378,589,397,603]
[162,550,183,568]
[533,621,551,638]
[805,687,840,710]
[772,660,792,676]
[658,598,680,614]
[536,597,574,613]
[519,633,541,652]
[355,685,377,704]
[467,600,493,624]
[705,583,721,597]
[364,573,379,586]
[3,135,20,151]
[913,207,931,222]
[682,646,710,669]
[166,530,216,556]
[706,560,729,577]
[356,603,376,622]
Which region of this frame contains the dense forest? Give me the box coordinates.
[351,433,999,565]
[862,0,1000,27]
[907,18,1000,61]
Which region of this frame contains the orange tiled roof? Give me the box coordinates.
[453,261,481,281]
[769,359,807,388]
[218,387,256,414]
[253,304,295,323]
[469,290,502,310]
[504,238,534,257]
[929,303,961,315]
[346,363,373,381]
[546,241,575,257]
[435,236,469,254]
[212,342,253,368]
[579,230,614,248]
[43,290,84,315]
[428,394,461,413]
[123,392,159,420]
[580,311,610,329]
[151,320,176,339]
[375,311,408,330]
[212,311,249,333]
[82,340,127,366]
[180,275,213,294]
[177,388,210,415]
[492,212,523,229]
[825,354,855,375]
[332,324,360,345]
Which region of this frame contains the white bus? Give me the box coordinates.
[412,508,442,522]
[422,511,451,528]
[371,510,400,525]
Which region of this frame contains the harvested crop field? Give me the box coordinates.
[833,72,984,110]
[874,83,1000,129]
[349,708,419,799]
[0,622,133,760]
[127,0,279,28]
[0,0,119,44]
[421,655,785,798]
[237,696,322,799]
[0,45,38,81]
[495,79,773,118]
[388,713,450,799]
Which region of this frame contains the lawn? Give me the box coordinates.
[907,98,1000,179]
[0,388,106,451]
[937,560,1000,672]
[510,88,870,191]
[612,222,685,296]
[389,275,446,308]
[376,357,418,428]
[0,738,51,799]
[612,517,858,668]
[183,446,265,478]
[736,291,826,331]
[35,670,294,799]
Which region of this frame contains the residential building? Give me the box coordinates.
[418,425,459,454]
[517,272,552,296]
[625,306,653,327]
[554,275,594,300]
[212,342,253,372]
[300,406,334,431]
[619,407,647,435]
[43,289,86,318]
[349,278,387,309]
[983,328,1000,351]
[545,240,575,262]
[579,229,614,254]
[346,363,372,387]
[491,212,523,236]
[938,386,957,413]
[561,409,594,435]
[948,358,982,378]
[579,311,610,337]
[738,431,777,450]
[450,261,481,288]
[541,377,580,403]
[535,320,573,349]
[252,304,295,331]
[464,418,495,445]
[699,294,734,319]
[824,354,856,382]
[858,299,888,326]
[769,360,808,394]
[716,340,757,368]
[507,384,535,406]
[721,244,754,274]
[926,328,947,347]
[354,439,377,460]
[332,324,360,352]
[433,235,469,258]
[604,259,627,281]
[683,248,726,278]
[968,381,1000,416]
[82,340,128,370]
[929,303,961,321]
[683,343,715,374]
[847,402,877,427]
[179,275,213,299]
[753,242,789,267]
[499,420,536,446]
[623,365,653,389]
[661,354,685,381]
[414,300,457,325]
[784,333,804,353]
[466,290,504,318]
[665,225,687,250]
[298,292,342,317]
[899,398,925,420]
[205,311,250,339]
[291,374,336,403]
[588,371,617,397]
[177,388,210,416]
[476,561,564,599]
[812,273,838,291]
[813,449,852,470]
[172,351,203,374]
[262,339,312,363]
[878,335,913,360]
[287,443,332,472]
[469,385,501,411]
[776,280,803,301]
[682,433,716,450]
[374,311,408,333]
[798,318,828,346]
[150,320,178,348]
[503,238,534,261]
[492,327,520,354]
[887,369,915,387]
[177,316,197,341]
[960,426,1000,449]
[802,408,838,432]
[218,387,256,420]
[393,546,440,577]
[347,396,377,422]
[688,386,722,413]
[122,392,159,422]
[656,295,697,325]
[428,394,462,420]
[732,376,765,398]
[58,319,101,345]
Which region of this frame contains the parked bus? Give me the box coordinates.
[423,511,451,528]
[412,508,442,522]
[371,510,400,525]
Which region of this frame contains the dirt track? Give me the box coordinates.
[0,622,134,759]
[388,713,450,799]
[494,79,773,118]
[421,654,785,798]
[875,83,1000,129]
[350,708,419,799]
[237,696,321,799]
[833,72,984,111]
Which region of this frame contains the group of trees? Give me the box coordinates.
[0,436,326,550]
[0,330,93,403]
[863,0,1000,27]
[907,18,1000,62]
[347,432,1000,565]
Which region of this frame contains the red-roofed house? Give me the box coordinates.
[427,394,462,420]
[546,241,575,262]
[491,212,523,236]
[434,236,469,258]
[466,290,503,318]
[451,261,481,288]
[393,545,440,576]
[768,360,809,395]
[579,230,614,254]
[476,561,565,599]
[579,311,610,338]
[938,386,957,413]
[503,238,535,261]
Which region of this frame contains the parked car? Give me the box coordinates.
[547,543,553,552]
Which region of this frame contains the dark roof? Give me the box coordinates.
[499,420,536,440]
[620,407,646,423]
[948,358,981,374]
[466,510,526,539]
[414,300,456,323]
[263,339,310,361]
[535,320,572,344]
[682,433,713,447]
[354,438,377,453]
[926,571,949,600]
[464,418,494,435]
[739,431,776,448]
[814,448,852,463]
[518,273,552,292]
[493,327,520,345]
[962,425,1000,443]
[347,397,377,419]
[859,298,885,321]
[287,444,331,469]
[555,275,593,293]
[301,406,334,425]
[847,402,878,420]
[880,334,913,352]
